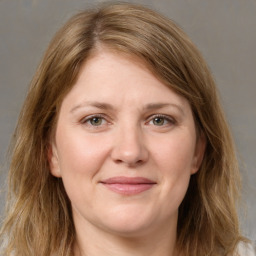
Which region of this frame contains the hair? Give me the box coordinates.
[0,2,247,256]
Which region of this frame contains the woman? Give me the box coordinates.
[0,2,253,256]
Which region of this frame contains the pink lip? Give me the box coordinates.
[100,176,156,195]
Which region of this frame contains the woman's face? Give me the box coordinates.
[49,50,205,237]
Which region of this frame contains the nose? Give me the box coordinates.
[111,125,149,167]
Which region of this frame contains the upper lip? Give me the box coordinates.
[100,176,156,184]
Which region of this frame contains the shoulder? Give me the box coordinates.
[236,242,256,256]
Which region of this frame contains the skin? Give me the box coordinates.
[49,49,205,256]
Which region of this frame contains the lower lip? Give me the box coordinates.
[102,183,155,195]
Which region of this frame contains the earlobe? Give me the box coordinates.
[47,143,62,178]
[191,132,206,174]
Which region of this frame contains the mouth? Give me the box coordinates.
[100,176,156,195]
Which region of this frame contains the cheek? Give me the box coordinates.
[54,129,111,207]
[55,127,110,178]
[151,132,196,207]
[153,132,196,175]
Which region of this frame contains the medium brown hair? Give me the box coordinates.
[0,2,246,255]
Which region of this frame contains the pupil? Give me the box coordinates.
[91,117,102,126]
[153,117,164,125]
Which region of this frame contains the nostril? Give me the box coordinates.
[110,133,149,166]
[114,159,123,164]
[113,157,145,167]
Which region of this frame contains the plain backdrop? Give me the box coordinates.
[0,0,255,241]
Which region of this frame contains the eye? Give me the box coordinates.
[88,116,104,126]
[81,115,107,127]
[148,115,175,126]
[152,117,166,126]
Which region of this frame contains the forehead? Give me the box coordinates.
[60,49,190,110]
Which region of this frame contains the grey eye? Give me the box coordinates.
[152,117,165,126]
[89,117,103,126]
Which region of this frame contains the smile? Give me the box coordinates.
[100,176,156,195]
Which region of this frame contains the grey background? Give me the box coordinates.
[0,0,255,241]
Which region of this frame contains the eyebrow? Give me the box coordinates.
[70,101,115,113]
[144,103,185,116]
[70,101,184,115]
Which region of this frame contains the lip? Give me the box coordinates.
[100,176,156,195]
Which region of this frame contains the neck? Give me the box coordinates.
[73,217,179,256]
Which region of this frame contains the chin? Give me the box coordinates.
[101,220,154,238]
[94,205,165,237]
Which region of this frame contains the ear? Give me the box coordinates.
[191,132,206,174]
[47,142,62,178]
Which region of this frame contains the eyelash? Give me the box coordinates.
[147,114,176,126]
[79,114,176,128]
[80,114,108,127]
